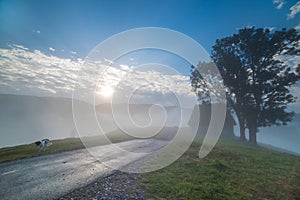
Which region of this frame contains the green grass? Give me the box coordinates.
[141,139,300,200]
[0,130,135,163]
[0,138,85,163]
[1,132,299,199]
[0,127,180,163]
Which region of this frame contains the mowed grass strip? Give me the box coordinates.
[0,130,135,163]
[0,138,84,163]
[141,139,300,200]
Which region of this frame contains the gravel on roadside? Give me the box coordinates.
[57,170,146,200]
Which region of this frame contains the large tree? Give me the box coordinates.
[191,60,248,141]
[191,27,300,144]
[213,27,300,144]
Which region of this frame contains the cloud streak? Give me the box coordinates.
[287,1,300,19]
[273,0,285,10]
[32,30,41,34]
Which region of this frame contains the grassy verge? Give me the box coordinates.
[0,130,135,163]
[0,138,84,163]
[0,127,177,163]
[141,139,300,200]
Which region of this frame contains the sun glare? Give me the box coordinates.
[98,86,114,97]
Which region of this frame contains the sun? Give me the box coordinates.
[98,86,114,97]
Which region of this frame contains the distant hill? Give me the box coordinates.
[0,94,90,147]
[0,94,193,148]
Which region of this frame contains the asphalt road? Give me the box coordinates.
[0,139,167,200]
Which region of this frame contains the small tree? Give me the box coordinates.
[211,27,300,144]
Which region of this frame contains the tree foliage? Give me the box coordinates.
[191,27,300,144]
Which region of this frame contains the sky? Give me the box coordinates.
[1,0,299,60]
[0,0,300,108]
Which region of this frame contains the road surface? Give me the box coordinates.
[0,139,167,200]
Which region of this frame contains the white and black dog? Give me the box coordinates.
[35,139,52,151]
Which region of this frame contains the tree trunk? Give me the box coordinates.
[236,112,246,141]
[240,122,246,141]
[249,123,257,145]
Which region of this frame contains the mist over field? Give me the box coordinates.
[258,120,300,154]
[0,94,193,147]
[0,93,299,155]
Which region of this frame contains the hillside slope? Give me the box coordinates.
[141,139,300,199]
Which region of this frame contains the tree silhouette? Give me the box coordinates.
[191,27,300,144]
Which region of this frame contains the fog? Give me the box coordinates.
[0,94,193,147]
[233,115,300,155]
[1,93,299,156]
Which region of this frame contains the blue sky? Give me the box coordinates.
[0,0,299,60]
[0,0,299,103]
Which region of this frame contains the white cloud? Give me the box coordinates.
[295,23,300,30]
[97,66,192,96]
[0,44,81,96]
[70,51,77,55]
[90,63,198,107]
[9,44,28,50]
[104,58,113,65]
[120,64,131,71]
[0,45,197,107]
[49,47,55,52]
[32,30,41,34]
[265,26,276,31]
[273,0,285,9]
[287,1,300,19]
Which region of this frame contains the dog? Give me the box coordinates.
[35,139,52,151]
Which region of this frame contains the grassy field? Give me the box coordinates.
[1,134,299,199]
[0,138,84,163]
[140,139,300,200]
